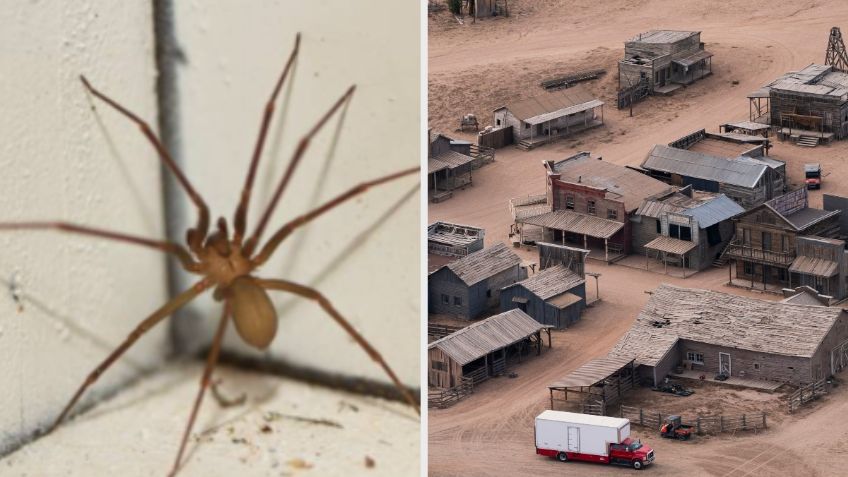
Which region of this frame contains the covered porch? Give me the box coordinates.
[428,150,475,202]
[789,255,840,297]
[517,210,625,263]
[548,356,637,415]
[671,50,713,85]
[519,100,605,150]
[644,236,697,278]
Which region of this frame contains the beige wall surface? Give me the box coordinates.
[170,1,421,387]
[0,2,168,453]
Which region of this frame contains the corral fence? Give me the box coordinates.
[428,377,473,409]
[617,77,650,110]
[469,144,495,167]
[620,405,767,435]
[428,323,464,340]
[478,126,513,149]
[788,378,827,413]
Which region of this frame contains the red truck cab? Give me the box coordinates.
[805,163,822,189]
[608,438,655,469]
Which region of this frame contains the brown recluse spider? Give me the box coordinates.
[0,33,419,476]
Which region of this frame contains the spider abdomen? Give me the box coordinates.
[228,275,278,349]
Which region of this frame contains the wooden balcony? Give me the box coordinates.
[724,240,795,266]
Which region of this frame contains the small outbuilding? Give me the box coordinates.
[493,87,604,150]
[619,30,713,94]
[499,264,586,329]
[428,309,549,389]
[610,284,848,386]
[428,242,525,319]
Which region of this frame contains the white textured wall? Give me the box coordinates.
[171,1,420,386]
[0,2,168,453]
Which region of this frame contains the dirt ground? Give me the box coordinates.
[428,1,848,475]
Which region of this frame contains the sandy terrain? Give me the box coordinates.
[429,1,848,475]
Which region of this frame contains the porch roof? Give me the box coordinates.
[789,255,839,278]
[644,236,697,255]
[518,210,624,239]
[672,49,713,67]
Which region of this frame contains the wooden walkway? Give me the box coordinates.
[669,370,783,392]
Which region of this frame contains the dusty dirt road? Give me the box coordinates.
[429,1,848,476]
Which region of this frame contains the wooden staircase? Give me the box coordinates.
[797,136,819,147]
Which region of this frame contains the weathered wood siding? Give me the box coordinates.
[499,282,586,329]
[428,268,472,318]
[495,108,595,141]
[677,340,812,384]
[814,313,848,378]
[770,90,848,139]
[428,347,463,389]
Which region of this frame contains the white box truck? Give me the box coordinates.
[535,410,655,470]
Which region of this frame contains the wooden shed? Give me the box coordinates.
[548,356,636,415]
[428,309,549,389]
[610,284,848,386]
[428,242,525,319]
[499,264,586,329]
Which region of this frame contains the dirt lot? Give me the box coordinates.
[429,1,848,475]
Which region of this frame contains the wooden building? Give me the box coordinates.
[789,236,848,301]
[548,356,636,415]
[517,152,672,262]
[641,144,784,210]
[499,264,586,329]
[748,64,848,142]
[492,87,604,150]
[781,285,835,306]
[428,242,525,319]
[723,188,842,290]
[428,221,485,258]
[610,284,848,386]
[618,30,713,94]
[428,309,547,389]
[632,186,744,272]
[428,133,476,201]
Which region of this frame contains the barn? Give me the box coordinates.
[610,284,848,386]
[428,309,548,389]
[428,242,525,319]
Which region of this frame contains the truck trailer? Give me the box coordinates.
[535,410,655,470]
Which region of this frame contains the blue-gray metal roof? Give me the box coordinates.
[682,194,745,228]
[643,145,768,188]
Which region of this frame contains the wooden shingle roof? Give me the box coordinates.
[428,309,545,366]
[440,242,521,286]
[511,264,584,300]
[610,284,845,366]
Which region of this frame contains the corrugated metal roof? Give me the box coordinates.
[644,236,697,255]
[511,264,584,300]
[642,145,768,188]
[427,150,475,174]
[525,99,604,125]
[549,356,635,389]
[673,49,713,67]
[626,30,698,44]
[499,87,599,122]
[756,64,848,99]
[441,242,521,286]
[552,152,673,211]
[722,121,772,131]
[609,284,844,366]
[682,194,744,228]
[789,256,839,277]
[518,210,624,239]
[782,207,840,231]
[428,309,545,365]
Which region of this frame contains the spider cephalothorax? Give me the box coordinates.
[0,33,418,476]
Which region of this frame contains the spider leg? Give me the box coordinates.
[0,221,200,272]
[79,76,210,252]
[48,280,210,433]
[243,85,356,256]
[251,166,418,266]
[256,278,420,415]
[169,303,230,477]
[232,34,301,244]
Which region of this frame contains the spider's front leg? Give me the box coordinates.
[256,278,420,415]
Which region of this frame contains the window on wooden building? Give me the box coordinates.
[669,224,692,241]
[754,363,760,370]
[565,195,575,210]
[607,209,618,220]
[441,294,449,304]
[656,219,662,234]
[744,262,754,276]
[453,296,462,306]
[496,119,501,126]
[432,361,447,371]
[686,352,704,364]
[587,200,596,215]
[706,224,721,246]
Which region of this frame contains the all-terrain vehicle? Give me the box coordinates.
[659,415,693,441]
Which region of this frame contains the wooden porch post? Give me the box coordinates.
[682,253,686,278]
[646,248,649,270]
[664,251,668,274]
[605,238,609,262]
[728,261,732,284]
[550,388,554,410]
[583,234,588,250]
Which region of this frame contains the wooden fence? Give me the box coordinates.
[788,378,827,413]
[428,323,464,340]
[470,144,495,167]
[617,77,650,109]
[478,126,513,149]
[541,69,606,91]
[428,377,474,409]
[620,405,767,434]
